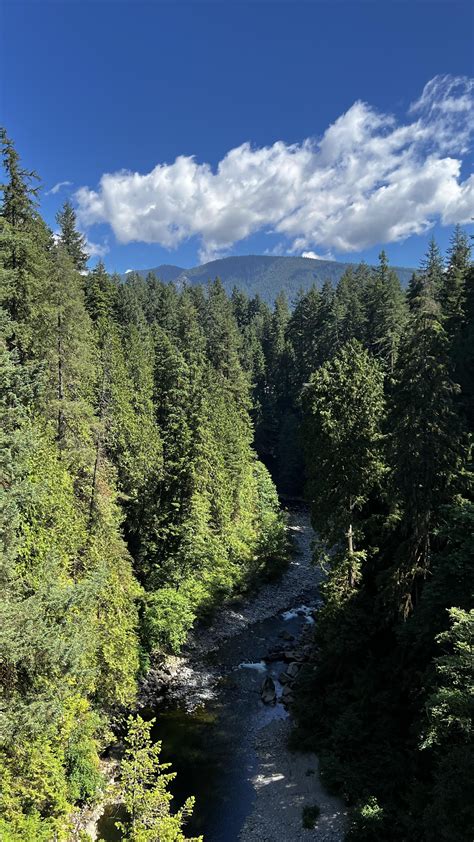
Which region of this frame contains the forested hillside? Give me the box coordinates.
[194,232,473,841]
[0,133,286,840]
[129,254,414,305]
[235,230,472,839]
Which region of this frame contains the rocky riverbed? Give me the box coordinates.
[139,508,324,712]
[240,718,348,842]
[98,506,348,841]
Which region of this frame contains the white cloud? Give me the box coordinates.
[264,243,286,257]
[84,236,109,259]
[46,180,72,196]
[302,250,334,261]
[76,75,474,257]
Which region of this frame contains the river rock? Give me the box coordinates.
[281,684,294,705]
[264,650,286,662]
[282,649,304,663]
[286,661,301,679]
[278,670,291,685]
[261,676,277,705]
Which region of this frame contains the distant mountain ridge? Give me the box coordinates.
[126,254,414,303]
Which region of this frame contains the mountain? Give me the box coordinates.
[126,255,414,303]
[127,263,185,283]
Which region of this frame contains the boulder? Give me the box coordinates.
[260,676,276,705]
[281,684,294,705]
[286,661,301,679]
[278,670,291,685]
[264,650,286,663]
[282,650,305,663]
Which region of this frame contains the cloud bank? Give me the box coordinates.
[76,75,474,259]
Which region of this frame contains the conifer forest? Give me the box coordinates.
[0,127,472,842]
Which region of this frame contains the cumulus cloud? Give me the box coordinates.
[76,75,474,257]
[84,236,109,259]
[46,180,72,196]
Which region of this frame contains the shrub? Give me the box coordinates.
[142,588,195,654]
[348,796,385,841]
[302,803,320,829]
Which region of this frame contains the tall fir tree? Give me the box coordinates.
[55,200,89,272]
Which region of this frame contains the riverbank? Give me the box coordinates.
[240,718,348,842]
[139,507,323,712]
[97,507,348,841]
[139,507,347,842]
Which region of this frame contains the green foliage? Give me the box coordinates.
[289,235,473,839]
[56,199,89,271]
[1,133,289,837]
[132,254,413,304]
[116,715,202,842]
[422,608,473,750]
[348,796,385,841]
[302,803,320,828]
[63,700,104,804]
[143,590,196,655]
[5,130,470,841]
[303,339,386,548]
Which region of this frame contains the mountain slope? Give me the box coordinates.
[127,263,184,283]
[128,255,414,303]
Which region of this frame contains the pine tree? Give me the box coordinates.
[56,200,89,271]
[389,240,466,616]
[286,285,321,395]
[85,259,117,323]
[440,225,471,336]
[0,128,39,230]
[47,244,96,454]
[420,608,474,842]
[303,340,386,586]
[365,251,407,372]
[335,264,367,346]
[315,280,339,364]
[408,237,444,311]
[0,130,52,361]
[116,716,201,842]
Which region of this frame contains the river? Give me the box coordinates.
[96,506,347,841]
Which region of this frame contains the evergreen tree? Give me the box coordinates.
[0,128,39,229]
[286,285,321,396]
[364,251,406,372]
[303,340,386,587]
[408,237,444,311]
[439,224,471,338]
[0,134,288,838]
[420,608,474,842]
[335,264,367,346]
[0,130,52,361]
[56,200,89,271]
[315,279,339,364]
[116,716,202,842]
[389,241,466,616]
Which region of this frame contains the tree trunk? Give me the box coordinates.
[347,519,355,588]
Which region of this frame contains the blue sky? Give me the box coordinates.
[1,0,473,273]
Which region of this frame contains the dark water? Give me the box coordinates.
[98,594,318,841]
